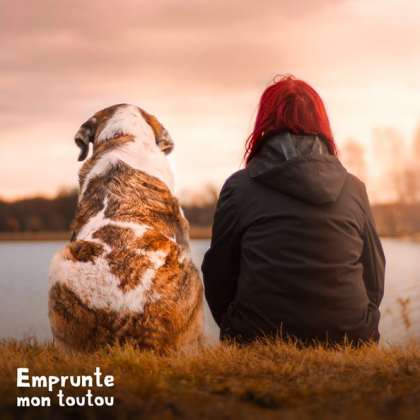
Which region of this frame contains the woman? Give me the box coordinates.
[202,75,385,345]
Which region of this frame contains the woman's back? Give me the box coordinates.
[202,132,385,345]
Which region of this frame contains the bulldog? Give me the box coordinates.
[48,104,204,353]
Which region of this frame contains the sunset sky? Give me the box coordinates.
[1,0,420,202]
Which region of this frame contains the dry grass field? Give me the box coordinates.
[1,337,419,420]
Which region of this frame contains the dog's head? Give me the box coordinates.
[74,104,174,161]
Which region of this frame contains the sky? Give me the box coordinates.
[1,0,420,202]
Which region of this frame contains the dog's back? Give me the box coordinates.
[48,105,203,352]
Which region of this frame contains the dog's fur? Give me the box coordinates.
[48,104,204,353]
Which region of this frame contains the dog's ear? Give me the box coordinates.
[74,117,98,161]
[140,110,174,155]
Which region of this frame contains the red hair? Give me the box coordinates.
[244,75,338,164]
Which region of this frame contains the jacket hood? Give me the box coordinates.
[247,132,347,205]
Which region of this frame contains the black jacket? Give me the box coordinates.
[202,132,385,345]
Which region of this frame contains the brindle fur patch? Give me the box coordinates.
[93,224,153,291]
[101,162,190,247]
[67,240,104,262]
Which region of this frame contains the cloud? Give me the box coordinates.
[0,0,352,129]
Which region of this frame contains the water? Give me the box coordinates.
[0,239,419,344]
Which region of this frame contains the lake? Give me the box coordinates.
[0,239,419,344]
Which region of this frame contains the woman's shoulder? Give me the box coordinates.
[226,168,260,186]
[222,169,256,195]
[344,172,369,196]
[342,171,373,212]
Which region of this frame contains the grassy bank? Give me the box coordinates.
[1,338,419,420]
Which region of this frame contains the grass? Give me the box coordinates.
[1,338,419,420]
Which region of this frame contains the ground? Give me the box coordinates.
[1,337,419,419]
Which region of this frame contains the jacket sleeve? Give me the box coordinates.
[201,181,242,327]
[359,192,386,307]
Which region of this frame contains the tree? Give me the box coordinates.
[341,139,367,182]
[413,122,420,162]
[373,127,406,203]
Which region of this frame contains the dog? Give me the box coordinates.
[48,104,204,353]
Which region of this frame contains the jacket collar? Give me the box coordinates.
[247,132,347,206]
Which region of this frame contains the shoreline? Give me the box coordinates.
[0,226,213,242]
[1,230,419,243]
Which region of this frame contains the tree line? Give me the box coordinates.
[0,188,217,234]
[0,185,418,238]
[0,189,78,233]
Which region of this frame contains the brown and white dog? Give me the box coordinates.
[48,104,204,353]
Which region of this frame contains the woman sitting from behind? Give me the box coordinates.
[202,75,385,346]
